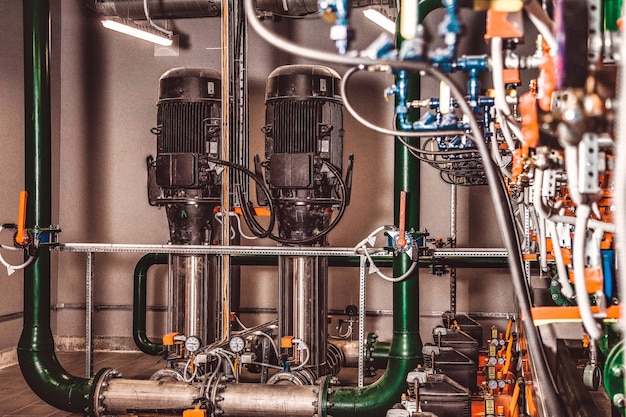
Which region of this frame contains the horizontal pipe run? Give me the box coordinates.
[216,383,320,417]
[97,377,201,415]
[331,339,390,368]
[0,311,24,323]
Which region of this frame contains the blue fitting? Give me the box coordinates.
[601,249,615,299]
[320,0,350,54]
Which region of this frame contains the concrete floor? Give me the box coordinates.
[0,351,164,417]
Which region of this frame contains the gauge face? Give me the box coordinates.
[185,336,202,353]
[229,336,245,353]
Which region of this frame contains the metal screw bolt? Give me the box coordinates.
[612,366,625,378]
[613,394,625,408]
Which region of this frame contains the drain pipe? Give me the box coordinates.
[17,1,101,413]
[133,253,168,355]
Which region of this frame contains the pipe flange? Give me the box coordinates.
[92,368,123,417]
[267,369,316,385]
[210,372,228,415]
[316,375,334,417]
[150,367,186,382]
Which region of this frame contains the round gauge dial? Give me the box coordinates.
[184,336,202,353]
[229,336,246,353]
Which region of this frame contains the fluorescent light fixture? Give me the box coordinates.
[363,8,396,34]
[101,18,173,46]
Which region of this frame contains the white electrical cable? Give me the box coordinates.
[530,170,549,272]
[354,225,418,283]
[489,123,512,178]
[0,254,35,276]
[216,211,259,240]
[235,315,250,330]
[546,219,574,299]
[214,212,237,240]
[572,204,602,340]
[182,358,199,382]
[363,246,418,283]
[491,37,512,117]
[0,224,35,275]
[252,330,281,360]
[290,339,310,371]
[524,1,558,54]
[143,0,173,37]
[496,108,517,151]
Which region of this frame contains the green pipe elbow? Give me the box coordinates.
[326,331,422,417]
[17,339,102,414]
[133,253,168,355]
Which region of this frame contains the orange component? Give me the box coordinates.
[531,305,620,324]
[503,69,521,85]
[537,52,556,112]
[519,92,539,148]
[525,383,537,417]
[162,332,179,346]
[511,148,524,182]
[568,266,602,293]
[397,190,407,249]
[582,334,590,348]
[183,405,207,417]
[231,206,271,217]
[16,191,28,246]
[584,267,603,294]
[561,248,572,267]
[485,9,524,39]
[281,335,294,349]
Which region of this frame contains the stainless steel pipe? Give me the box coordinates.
[279,256,328,377]
[95,374,201,416]
[215,382,321,417]
[170,254,218,345]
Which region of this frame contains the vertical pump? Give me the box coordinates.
[147,67,222,347]
[258,64,351,380]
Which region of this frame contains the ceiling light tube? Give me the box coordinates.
[362,8,396,34]
[101,18,173,46]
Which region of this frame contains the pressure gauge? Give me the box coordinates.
[185,336,202,353]
[229,336,246,353]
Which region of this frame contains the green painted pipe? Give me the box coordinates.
[133,253,169,355]
[324,3,442,415]
[17,1,101,413]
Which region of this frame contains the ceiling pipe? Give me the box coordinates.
[87,0,221,19]
[87,0,397,20]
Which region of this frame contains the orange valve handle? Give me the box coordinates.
[16,191,28,246]
[397,190,407,248]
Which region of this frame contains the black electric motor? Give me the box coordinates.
[147,67,222,245]
[258,64,351,244]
